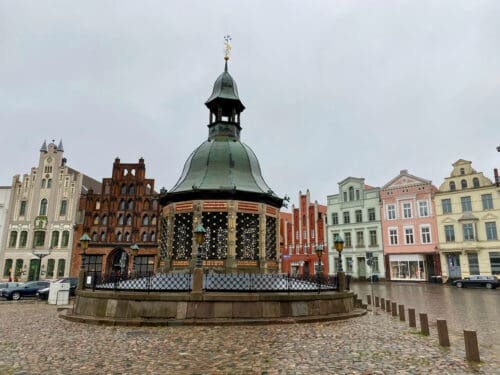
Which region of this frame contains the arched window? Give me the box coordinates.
[46,259,55,278]
[142,232,148,241]
[101,215,108,225]
[121,184,127,194]
[57,259,65,277]
[92,231,98,241]
[119,199,126,210]
[473,177,480,188]
[117,232,123,241]
[47,179,52,188]
[461,179,467,189]
[51,231,59,247]
[95,200,100,210]
[129,184,135,194]
[93,215,100,225]
[142,215,149,226]
[151,231,156,241]
[39,199,48,215]
[125,232,131,241]
[143,200,150,210]
[349,187,354,201]
[118,214,124,225]
[151,215,157,225]
[9,231,17,247]
[127,199,134,210]
[19,231,28,247]
[126,214,132,225]
[41,179,46,188]
[100,231,106,241]
[449,181,456,191]
[145,184,152,194]
[61,231,69,247]
[152,200,158,210]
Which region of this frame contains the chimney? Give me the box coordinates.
[494,168,499,187]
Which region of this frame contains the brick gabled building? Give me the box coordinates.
[280,190,327,276]
[70,158,160,277]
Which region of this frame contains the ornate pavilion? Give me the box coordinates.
[159,54,283,273]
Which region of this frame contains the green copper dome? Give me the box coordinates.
[161,62,282,208]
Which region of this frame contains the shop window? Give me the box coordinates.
[3,259,13,277]
[46,259,55,278]
[489,252,500,275]
[57,259,65,277]
[468,253,480,275]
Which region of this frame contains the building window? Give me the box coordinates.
[349,187,354,201]
[57,259,65,277]
[355,210,362,223]
[463,223,474,241]
[93,215,100,225]
[51,231,59,248]
[468,253,480,275]
[92,231,98,241]
[331,213,338,225]
[19,231,28,247]
[134,255,155,275]
[61,231,69,247]
[444,225,455,242]
[126,215,132,225]
[95,200,100,210]
[403,202,412,218]
[39,199,48,215]
[343,192,347,202]
[41,179,46,188]
[151,215,157,225]
[121,184,127,195]
[368,208,376,221]
[9,231,18,247]
[82,255,103,273]
[311,229,315,239]
[117,232,123,241]
[129,184,135,195]
[387,204,396,220]
[486,222,498,240]
[369,230,377,246]
[356,190,360,200]
[489,252,500,275]
[33,231,45,247]
[461,179,467,189]
[460,168,465,175]
[128,199,134,210]
[473,178,480,188]
[344,232,352,248]
[461,196,472,212]
[142,215,150,225]
[47,179,52,188]
[442,199,452,214]
[418,201,429,217]
[356,231,364,247]
[46,259,55,278]
[295,231,299,240]
[420,226,431,244]
[346,257,353,273]
[3,259,13,277]
[100,231,106,241]
[151,231,156,241]
[142,232,148,241]
[404,227,414,244]
[482,194,493,210]
[125,232,131,241]
[118,214,124,225]
[303,229,307,239]
[449,181,456,191]
[19,201,27,216]
[119,200,126,210]
[59,200,68,216]
[389,228,398,245]
[102,215,108,225]
[371,257,379,273]
[343,211,350,224]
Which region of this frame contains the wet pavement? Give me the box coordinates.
[0,296,498,374]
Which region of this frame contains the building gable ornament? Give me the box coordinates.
[34,216,48,230]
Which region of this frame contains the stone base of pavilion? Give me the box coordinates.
[61,290,364,326]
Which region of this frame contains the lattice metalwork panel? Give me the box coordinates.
[265,216,277,260]
[87,273,192,292]
[159,215,169,259]
[236,213,259,260]
[201,212,228,259]
[172,213,193,259]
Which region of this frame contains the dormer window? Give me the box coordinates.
[460,168,465,175]
[461,179,467,189]
[449,181,456,191]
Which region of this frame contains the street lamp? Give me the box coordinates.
[79,233,91,271]
[334,235,344,272]
[130,243,140,274]
[31,249,51,281]
[194,223,206,268]
[315,244,323,280]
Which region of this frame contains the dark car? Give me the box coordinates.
[453,275,499,289]
[1,281,51,300]
[37,278,78,300]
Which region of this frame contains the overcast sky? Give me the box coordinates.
[1,1,499,207]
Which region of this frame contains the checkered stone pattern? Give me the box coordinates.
[172,213,193,259]
[159,215,169,259]
[265,216,277,260]
[236,213,259,260]
[201,212,228,259]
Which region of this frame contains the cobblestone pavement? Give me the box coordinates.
[0,300,497,375]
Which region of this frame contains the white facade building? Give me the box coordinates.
[0,187,12,271]
[0,140,100,281]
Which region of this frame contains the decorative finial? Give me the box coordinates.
[224,34,232,61]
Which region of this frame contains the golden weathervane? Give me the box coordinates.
[224,34,232,61]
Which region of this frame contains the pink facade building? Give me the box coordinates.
[380,170,441,281]
[279,190,328,277]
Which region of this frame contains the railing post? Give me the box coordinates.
[464,330,480,362]
[437,319,450,347]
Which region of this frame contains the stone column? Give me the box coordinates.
[259,205,267,273]
[226,201,237,272]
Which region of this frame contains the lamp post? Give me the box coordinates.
[315,244,324,282]
[79,233,91,271]
[130,243,140,275]
[194,223,206,268]
[31,249,51,281]
[334,235,345,291]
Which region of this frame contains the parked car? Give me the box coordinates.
[453,275,499,289]
[1,281,51,300]
[0,282,23,294]
[37,278,78,300]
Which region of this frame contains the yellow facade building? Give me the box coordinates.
[435,159,500,281]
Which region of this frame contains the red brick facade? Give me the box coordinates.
[70,158,159,276]
[280,190,328,276]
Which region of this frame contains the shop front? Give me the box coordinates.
[389,254,427,281]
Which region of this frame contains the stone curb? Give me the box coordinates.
[59,308,367,327]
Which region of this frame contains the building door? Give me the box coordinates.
[303,261,310,276]
[358,257,366,279]
[28,259,38,281]
[109,249,129,277]
[447,253,461,278]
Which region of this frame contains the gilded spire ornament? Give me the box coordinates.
[224,34,232,61]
